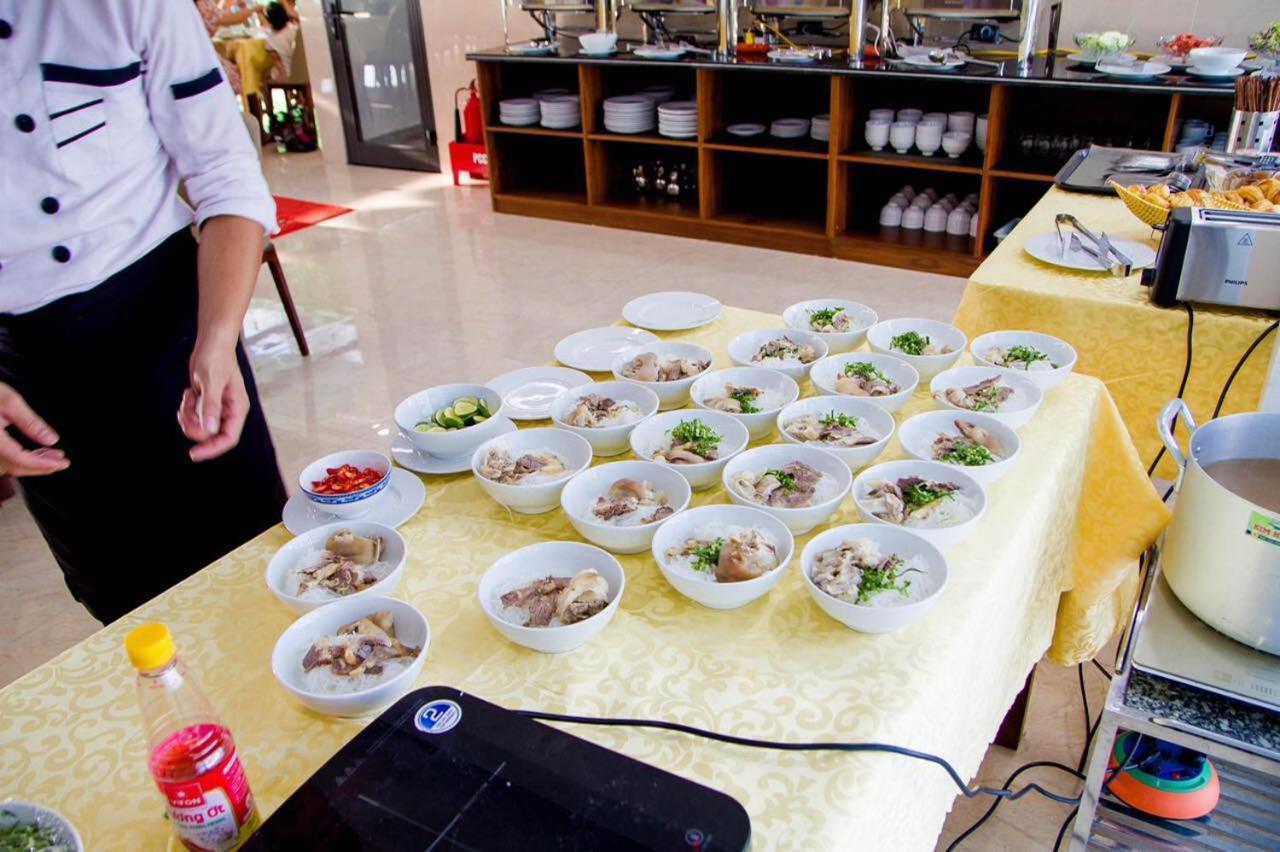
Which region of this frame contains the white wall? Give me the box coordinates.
[298,1,1278,171]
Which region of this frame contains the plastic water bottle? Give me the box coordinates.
[126,623,259,851]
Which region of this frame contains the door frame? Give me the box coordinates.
[323,0,440,172]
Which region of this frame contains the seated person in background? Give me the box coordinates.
[262,1,300,81]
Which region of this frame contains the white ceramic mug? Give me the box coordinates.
[901,205,924,229]
[889,121,916,153]
[942,131,971,158]
[946,207,972,235]
[947,111,976,133]
[923,205,949,232]
[865,119,891,150]
[879,203,904,226]
[869,108,895,122]
[915,123,942,156]
[897,108,923,123]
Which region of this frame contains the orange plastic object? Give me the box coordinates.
[1106,735,1220,820]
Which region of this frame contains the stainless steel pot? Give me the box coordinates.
[1158,399,1280,655]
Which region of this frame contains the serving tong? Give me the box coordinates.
[1055,213,1134,276]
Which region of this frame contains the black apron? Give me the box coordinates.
[0,229,287,623]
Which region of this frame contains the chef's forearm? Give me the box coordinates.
[194,215,264,350]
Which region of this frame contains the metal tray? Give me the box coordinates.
[1055,145,1203,195]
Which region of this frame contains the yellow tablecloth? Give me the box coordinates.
[955,187,1276,480]
[0,306,1168,850]
[215,36,274,98]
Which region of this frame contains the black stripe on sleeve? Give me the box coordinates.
[170,68,223,100]
[56,121,107,149]
[42,62,142,86]
[49,99,104,120]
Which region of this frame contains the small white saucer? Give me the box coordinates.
[390,419,517,474]
[580,48,617,57]
[1186,65,1245,79]
[283,468,426,534]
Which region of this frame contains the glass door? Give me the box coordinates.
[323,0,439,171]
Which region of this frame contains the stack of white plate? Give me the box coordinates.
[639,85,676,104]
[770,118,811,139]
[658,100,697,139]
[604,95,657,134]
[540,94,581,129]
[499,98,539,126]
[811,113,831,142]
[727,123,766,137]
[533,87,570,102]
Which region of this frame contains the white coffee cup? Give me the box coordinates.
[579,31,618,54]
[946,207,972,235]
[901,205,924,230]
[865,120,891,150]
[915,123,942,156]
[889,121,916,153]
[879,203,904,227]
[924,205,949,232]
[947,111,976,133]
[897,108,923,123]
[942,131,971,158]
[976,114,989,151]
[869,108,895,122]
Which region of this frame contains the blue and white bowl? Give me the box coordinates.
[298,450,393,519]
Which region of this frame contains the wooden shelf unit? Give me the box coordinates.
[476,61,1206,276]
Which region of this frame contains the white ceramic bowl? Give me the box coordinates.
[394,383,507,459]
[628,409,750,491]
[611,341,714,411]
[897,410,1021,485]
[809,352,920,413]
[800,523,949,633]
[271,596,429,717]
[690,367,800,441]
[782,299,878,354]
[477,541,624,653]
[930,366,1044,430]
[727,328,829,380]
[867,318,967,379]
[472,427,592,514]
[776,396,896,471]
[722,444,852,535]
[559,460,691,554]
[551,381,659,457]
[1188,46,1246,72]
[579,31,618,53]
[650,504,795,610]
[0,802,83,852]
[265,520,408,615]
[851,459,986,549]
[969,330,1078,390]
[297,449,392,520]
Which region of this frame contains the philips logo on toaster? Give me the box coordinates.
[415,700,463,734]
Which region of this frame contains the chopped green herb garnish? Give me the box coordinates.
[939,442,996,466]
[730,388,761,414]
[669,418,723,458]
[891,331,931,357]
[766,469,798,492]
[902,481,955,510]
[808,306,845,328]
[819,411,859,429]
[844,361,888,383]
[854,554,919,605]
[690,538,724,574]
[0,810,69,852]
[1005,344,1052,367]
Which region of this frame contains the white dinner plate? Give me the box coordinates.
[1023,232,1157,272]
[622,291,723,331]
[634,46,687,60]
[283,469,426,535]
[768,49,819,64]
[507,41,556,56]
[902,54,964,70]
[1066,52,1136,66]
[1096,61,1172,78]
[554,327,659,372]
[727,123,766,137]
[485,366,593,420]
[1186,66,1245,79]
[391,419,517,473]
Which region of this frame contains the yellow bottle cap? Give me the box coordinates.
[125,623,176,670]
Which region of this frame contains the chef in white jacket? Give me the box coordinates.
[0,0,287,622]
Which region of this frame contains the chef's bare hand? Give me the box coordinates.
[178,340,249,462]
[0,382,69,477]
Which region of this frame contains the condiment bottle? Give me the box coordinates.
[126,623,259,850]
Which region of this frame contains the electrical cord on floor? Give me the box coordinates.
[941,760,1085,852]
[1211,318,1278,419]
[516,710,1085,809]
[1147,302,1196,478]
[1077,664,1091,769]
[1052,806,1078,851]
[1091,659,1112,680]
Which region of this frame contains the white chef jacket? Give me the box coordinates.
[0,0,279,315]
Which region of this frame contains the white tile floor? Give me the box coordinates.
[0,149,1106,849]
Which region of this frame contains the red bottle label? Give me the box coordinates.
[153,732,255,851]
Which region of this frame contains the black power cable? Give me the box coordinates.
[516,710,1084,808]
[1211,319,1278,419]
[942,760,1084,852]
[1147,302,1195,477]
[1052,806,1078,851]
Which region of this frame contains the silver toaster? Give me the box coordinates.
[1144,208,1280,311]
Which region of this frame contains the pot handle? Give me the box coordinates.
[1157,398,1197,471]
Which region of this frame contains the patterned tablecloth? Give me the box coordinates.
[954,187,1277,481]
[0,306,1170,850]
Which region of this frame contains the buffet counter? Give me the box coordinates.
[954,187,1278,480]
[0,306,1169,850]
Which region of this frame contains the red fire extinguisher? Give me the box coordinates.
[456,81,484,145]
[450,80,488,185]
